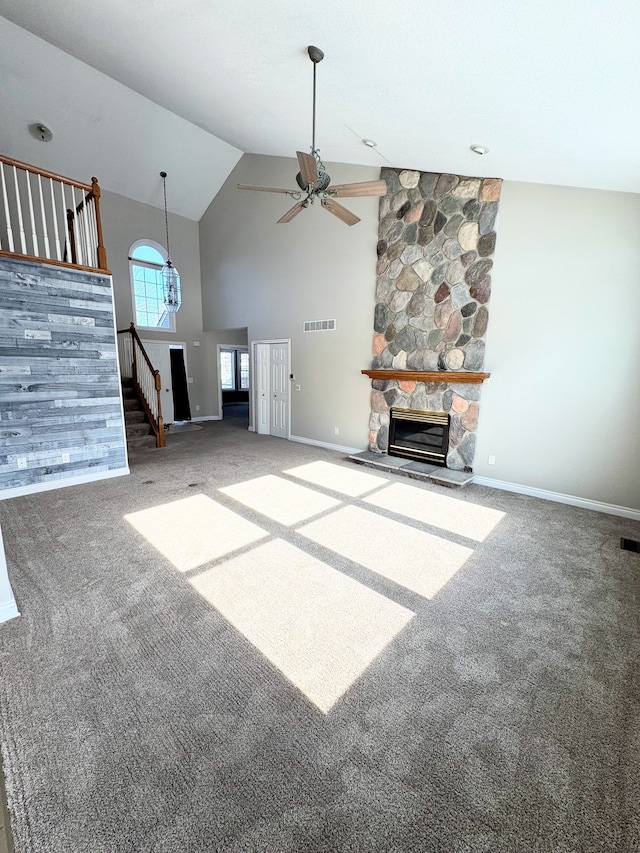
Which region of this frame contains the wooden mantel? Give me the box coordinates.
[361,370,490,384]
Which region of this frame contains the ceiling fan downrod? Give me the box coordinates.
[307,45,324,155]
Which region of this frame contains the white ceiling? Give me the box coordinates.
[1,0,639,221]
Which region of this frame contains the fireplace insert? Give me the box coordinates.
[388,408,450,466]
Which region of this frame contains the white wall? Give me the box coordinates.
[100,188,214,418]
[199,153,380,449]
[0,525,19,623]
[474,181,640,510]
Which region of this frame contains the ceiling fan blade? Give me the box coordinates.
[277,200,307,224]
[328,180,388,198]
[321,198,361,226]
[238,184,299,196]
[296,151,318,188]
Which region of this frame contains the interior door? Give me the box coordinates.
[270,343,289,438]
[142,341,174,424]
[255,343,270,435]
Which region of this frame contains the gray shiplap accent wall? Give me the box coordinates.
[0,257,128,492]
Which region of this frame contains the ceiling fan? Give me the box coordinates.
[238,45,387,225]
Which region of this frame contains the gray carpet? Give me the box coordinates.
[0,418,639,852]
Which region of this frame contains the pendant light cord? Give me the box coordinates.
[161,171,171,263]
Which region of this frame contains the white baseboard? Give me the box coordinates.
[190,415,221,422]
[0,597,19,624]
[0,466,130,502]
[473,476,640,521]
[289,434,363,455]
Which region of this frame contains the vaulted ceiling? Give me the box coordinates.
[1,0,638,221]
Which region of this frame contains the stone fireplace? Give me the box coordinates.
[365,168,502,470]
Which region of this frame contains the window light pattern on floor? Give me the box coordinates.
[190,538,414,713]
[124,494,268,572]
[364,481,505,542]
[284,460,388,498]
[220,474,340,526]
[298,504,474,600]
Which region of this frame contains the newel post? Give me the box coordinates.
[91,177,108,271]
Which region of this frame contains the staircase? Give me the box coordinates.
[122,378,156,451]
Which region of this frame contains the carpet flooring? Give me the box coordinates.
[0,415,639,852]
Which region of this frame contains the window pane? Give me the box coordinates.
[131,255,179,329]
[132,244,166,265]
[221,351,235,390]
[239,352,250,389]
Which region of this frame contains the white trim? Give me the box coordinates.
[0,598,19,624]
[0,466,129,502]
[473,476,640,521]
[289,434,363,455]
[190,415,221,422]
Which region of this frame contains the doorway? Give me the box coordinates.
[252,340,290,439]
[141,340,189,425]
[217,345,249,423]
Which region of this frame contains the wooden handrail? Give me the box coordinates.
[0,153,93,192]
[127,322,157,377]
[117,323,166,449]
[0,153,108,272]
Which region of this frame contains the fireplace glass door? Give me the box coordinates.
[388,408,450,466]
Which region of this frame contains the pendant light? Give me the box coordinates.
[160,171,181,313]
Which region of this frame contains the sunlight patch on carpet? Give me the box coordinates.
[189,538,414,713]
[364,482,505,542]
[298,505,473,600]
[220,474,340,525]
[284,460,389,497]
[124,494,268,572]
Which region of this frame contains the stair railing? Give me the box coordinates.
[117,323,166,448]
[0,153,108,272]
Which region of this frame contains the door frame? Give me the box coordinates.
[141,339,188,424]
[250,339,291,438]
[216,344,249,420]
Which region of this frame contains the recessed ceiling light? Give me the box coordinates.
[28,122,53,142]
[470,144,488,155]
[362,139,377,148]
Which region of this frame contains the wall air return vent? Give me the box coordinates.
[303,319,336,332]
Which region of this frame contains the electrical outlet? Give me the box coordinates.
[334,427,340,435]
[61,452,70,463]
[196,404,200,412]
[295,384,301,391]
[187,377,194,384]
[488,455,496,465]
[16,456,27,469]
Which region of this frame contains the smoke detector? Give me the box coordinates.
[28,122,53,142]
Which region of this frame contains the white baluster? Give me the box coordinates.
[37,175,51,259]
[81,190,92,267]
[0,163,14,252]
[49,179,61,261]
[25,171,39,257]
[12,166,27,254]
[70,185,82,265]
[60,182,72,263]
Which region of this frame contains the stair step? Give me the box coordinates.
[124,410,146,424]
[126,422,153,438]
[127,434,157,450]
[124,398,141,411]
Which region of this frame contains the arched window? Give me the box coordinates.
[129,240,180,331]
